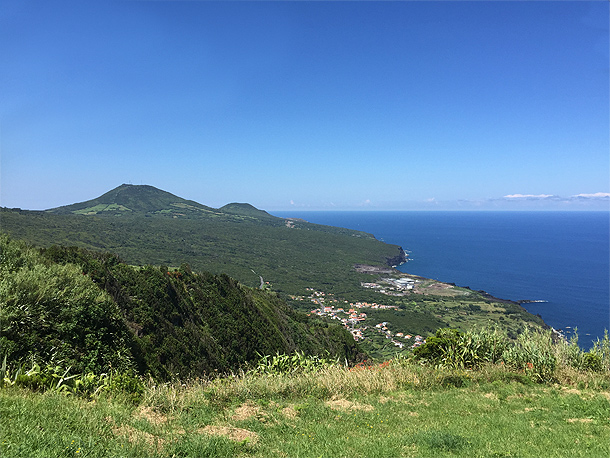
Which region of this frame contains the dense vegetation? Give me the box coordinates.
[0,235,361,380]
[0,237,138,375]
[1,184,404,296]
[1,185,556,376]
[2,178,609,456]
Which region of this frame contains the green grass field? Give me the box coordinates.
[2,360,609,458]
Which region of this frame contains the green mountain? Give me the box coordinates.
[2,185,404,296]
[219,202,276,219]
[47,183,217,217]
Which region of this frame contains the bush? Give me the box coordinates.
[0,236,138,375]
[105,371,145,404]
[500,328,557,383]
[555,329,609,374]
[413,327,508,369]
[582,352,603,372]
[412,326,566,383]
[246,351,338,376]
[591,330,610,372]
[412,328,461,364]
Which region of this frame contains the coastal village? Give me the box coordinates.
[287,267,493,351]
[290,283,427,350]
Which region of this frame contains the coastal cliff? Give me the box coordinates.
[385,247,407,267]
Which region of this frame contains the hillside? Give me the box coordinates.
[1,184,550,348]
[1,184,405,296]
[218,202,276,219]
[0,236,361,379]
[46,184,217,217]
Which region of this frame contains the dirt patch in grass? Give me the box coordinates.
[378,395,391,404]
[562,388,583,395]
[113,424,165,448]
[566,418,594,423]
[560,387,600,400]
[135,406,169,426]
[281,405,299,419]
[231,400,268,422]
[326,398,374,412]
[199,425,259,444]
[106,414,165,448]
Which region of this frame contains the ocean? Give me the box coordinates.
[272,211,610,349]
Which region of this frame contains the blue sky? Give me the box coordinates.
[1,0,608,211]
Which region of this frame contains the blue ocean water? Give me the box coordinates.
[272,211,610,349]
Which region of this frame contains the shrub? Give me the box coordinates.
[412,328,461,365]
[500,328,557,383]
[0,236,137,375]
[105,371,145,404]
[554,329,609,374]
[582,352,603,373]
[412,326,565,383]
[413,327,508,369]
[591,330,610,372]
[246,351,338,376]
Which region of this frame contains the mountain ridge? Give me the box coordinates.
[46,184,283,222]
[219,202,276,219]
[46,184,220,218]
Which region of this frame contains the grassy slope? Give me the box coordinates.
[0,184,547,342]
[2,363,609,458]
[2,207,547,349]
[1,237,363,379]
[0,208,400,295]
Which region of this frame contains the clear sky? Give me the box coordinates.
[1,0,608,211]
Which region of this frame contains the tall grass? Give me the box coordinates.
[2,346,609,458]
[412,326,610,384]
[1,357,145,404]
[244,351,339,376]
[4,328,609,409]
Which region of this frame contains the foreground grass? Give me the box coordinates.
[2,363,609,458]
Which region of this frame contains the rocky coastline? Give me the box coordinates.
[385,247,408,268]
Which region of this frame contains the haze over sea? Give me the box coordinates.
[273,211,609,349]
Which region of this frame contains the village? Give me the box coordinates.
[361,276,418,295]
[290,288,426,350]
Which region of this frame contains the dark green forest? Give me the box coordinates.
[1,184,404,297]
[0,235,362,380]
